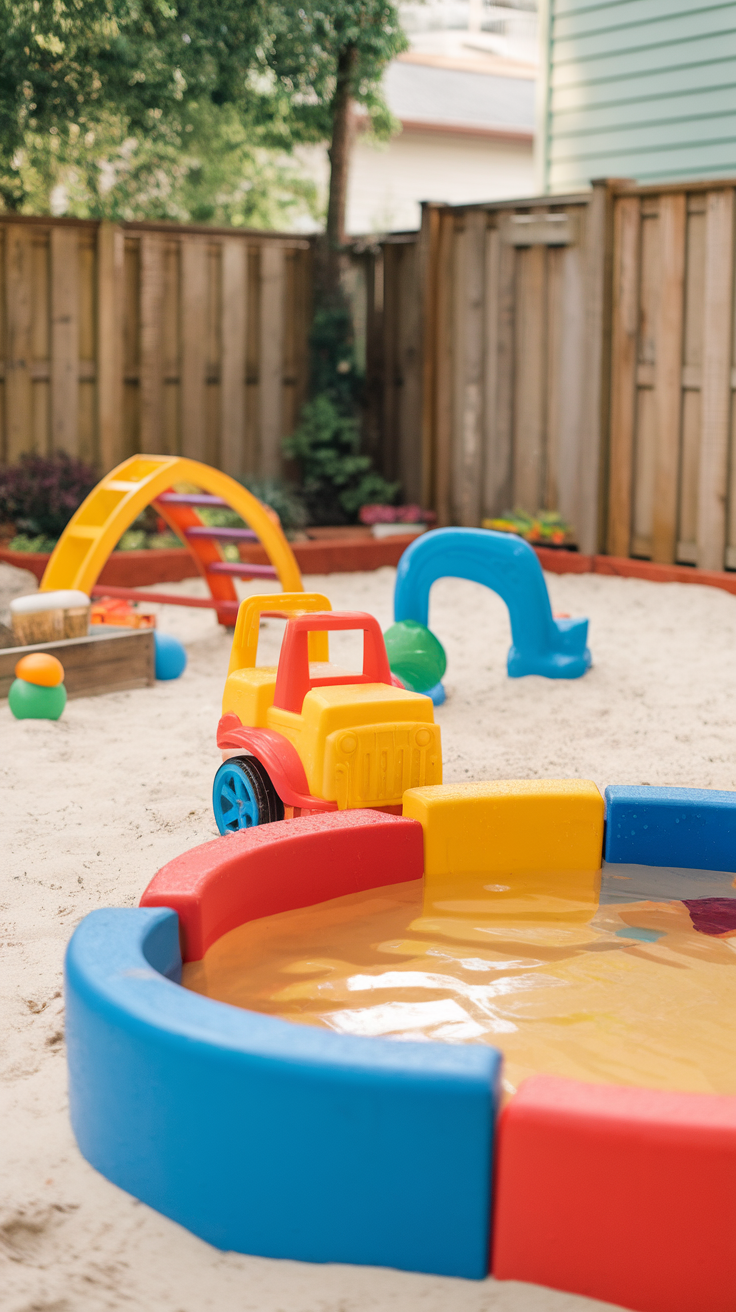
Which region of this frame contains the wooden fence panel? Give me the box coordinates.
[50,226,79,458]
[378,237,424,501]
[652,193,686,564]
[513,243,546,516]
[402,191,604,547]
[0,216,312,481]
[220,238,248,479]
[679,198,706,559]
[97,224,124,473]
[139,232,165,455]
[282,247,311,446]
[698,190,734,571]
[258,242,285,477]
[30,228,50,459]
[599,181,736,573]
[369,178,736,568]
[452,210,485,525]
[631,202,660,560]
[433,212,454,526]
[550,229,585,531]
[607,197,640,557]
[5,226,34,463]
[180,237,209,464]
[396,241,423,505]
[482,217,515,522]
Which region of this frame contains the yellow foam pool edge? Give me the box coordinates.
[403,780,604,914]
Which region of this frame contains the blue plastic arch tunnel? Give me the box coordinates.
[394,528,591,680]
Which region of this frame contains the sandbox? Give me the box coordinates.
[65,780,736,1312]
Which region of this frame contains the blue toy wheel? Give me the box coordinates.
[212,755,284,835]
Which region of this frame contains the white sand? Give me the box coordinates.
[4,561,736,1312]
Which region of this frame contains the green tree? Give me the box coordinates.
[0,0,290,212]
[264,1,408,286]
[16,99,320,227]
[270,2,408,520]
[0,0,407,239]
[0,0,408,521]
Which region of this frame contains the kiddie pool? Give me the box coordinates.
[65,783,736,1312]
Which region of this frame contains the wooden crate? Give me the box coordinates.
[0,626,155,700]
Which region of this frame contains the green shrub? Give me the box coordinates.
[284,395,398,525]
[6,532,58,553]
[198,476,307,538]
[0,452,97,538]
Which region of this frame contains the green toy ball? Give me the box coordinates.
[8,677,67,720]
[383,620,447,694]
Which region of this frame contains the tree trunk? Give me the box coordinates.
[324,42,358,296]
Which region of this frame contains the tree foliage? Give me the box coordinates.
[0,0,406,220]
[0,0,408,518]
[262,1,408,143]
[284,394,398,524]
[17,99,320,226]
[0,0,297,213]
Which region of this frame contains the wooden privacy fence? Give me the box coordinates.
[8,180,736,573]
[367,176,736,569]
[0,215,312,479]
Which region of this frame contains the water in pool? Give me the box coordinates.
[182,862,736,1095]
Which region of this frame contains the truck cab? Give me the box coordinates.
[213,593,442,832]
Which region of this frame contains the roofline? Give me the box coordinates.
[355,112,533,144]
[399,117,533,143]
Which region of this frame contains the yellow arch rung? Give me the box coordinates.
[41,454,303,600]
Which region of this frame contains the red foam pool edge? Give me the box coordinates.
[491,1074,736,1312]
[141,810,424,962]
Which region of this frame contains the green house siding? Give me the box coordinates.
[543,0,736,191]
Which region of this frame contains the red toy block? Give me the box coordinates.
[140,810,423,962]
[492,1075,736,1312]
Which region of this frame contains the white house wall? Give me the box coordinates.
[299,131,535,236]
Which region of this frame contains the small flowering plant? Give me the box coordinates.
[482,509,576,547]
[359,504,437,526]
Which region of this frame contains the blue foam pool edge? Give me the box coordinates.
[65,906,502,1279]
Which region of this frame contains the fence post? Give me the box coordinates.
[453,208,486,526]
[220,237,248,479]
[697,188,734,571]
[97,223,124,472]
[139,231,165,455]
[4,225,33,463]
[259,243,285,477]
[180,235,209,463]
[652,194,686,564]
[579,179,614,556]
[607,192,641,558]
[417,203,441,512]
[434,209,454,525]
[50,226,79,457]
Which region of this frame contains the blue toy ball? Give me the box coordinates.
[426,681,446,707]
[154,631,187,681]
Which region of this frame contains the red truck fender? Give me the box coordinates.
[216,714,338,813]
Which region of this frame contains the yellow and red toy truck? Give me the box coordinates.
[213,593,442,832]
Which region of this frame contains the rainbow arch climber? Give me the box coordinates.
[40,455,303,624]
